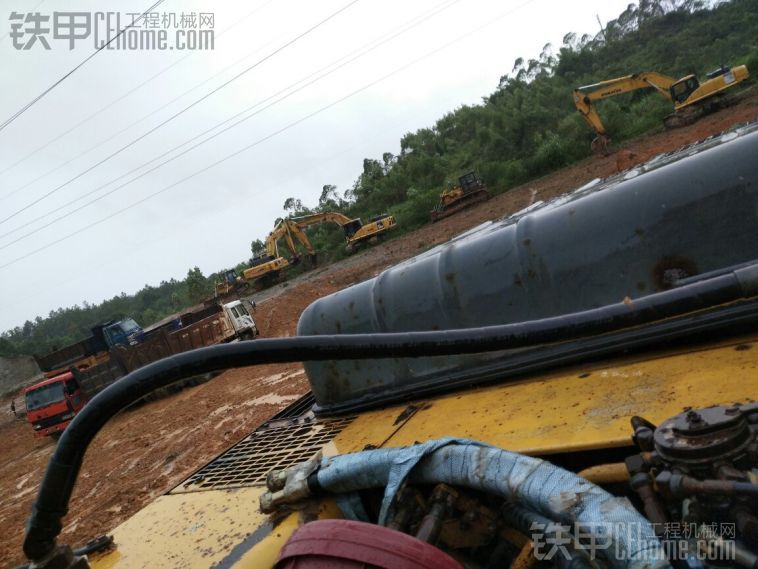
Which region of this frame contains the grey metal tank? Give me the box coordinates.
[298,123,758,412]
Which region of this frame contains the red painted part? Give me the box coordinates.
[276,519,464,569]
[34,419,71,438]
[23,371,74,393]
[24,372,87,438]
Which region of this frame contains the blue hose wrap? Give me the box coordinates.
[316,438,670,569]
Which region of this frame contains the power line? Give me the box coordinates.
[0,0,536,271]
[0,14,279,206]
[0,0,361,226]
[0,0,167,134]
[6,94,471,311]
[0,0,462,246]
[0,0,277,183]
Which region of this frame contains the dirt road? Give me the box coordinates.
[1,94,756,567]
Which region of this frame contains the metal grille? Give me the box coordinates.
[172,415,354,493]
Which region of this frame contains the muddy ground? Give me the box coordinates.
[1,92,756,567]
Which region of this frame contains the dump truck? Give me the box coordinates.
[26,300,258,438]
[34,318,145,377]
[574,65,750,153]
[431,172,490,222]
[19,123,758,569]
[23,371,87,439]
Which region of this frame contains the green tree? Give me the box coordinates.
[186,267,210,304]
[251,239,266,257]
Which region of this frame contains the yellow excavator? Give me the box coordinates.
[242,211,397,287]
[19,124,758,569]
[291,211,397,253]
[242,219,316,287]
[574,64,750,153]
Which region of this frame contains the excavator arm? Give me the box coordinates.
[281,220,316,258]
[573,72,676,153]
[291,212,353,228]
[243,220,316,284]
[266,219,316,260]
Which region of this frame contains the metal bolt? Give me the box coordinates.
[686,410,703,424]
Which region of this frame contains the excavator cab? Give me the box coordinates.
[669,75,699,104]
[341,218,363,238]
[250,254,276,267]
[706,65,730,80]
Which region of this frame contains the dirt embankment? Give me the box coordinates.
[1,93,756,567]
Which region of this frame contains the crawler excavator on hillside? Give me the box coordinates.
[242,219,316,288]
[291,210,397,253]
[574,64,749,153]
[243,211,397,288]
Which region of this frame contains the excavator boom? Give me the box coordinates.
[291,211,397,253]
[573,72,677,151]
[574,65,749,153]
[291,212,353,228]
[243,220,316,285]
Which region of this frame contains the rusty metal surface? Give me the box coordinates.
[298,123,758,410]
[87,487,272,569]
[76,360,123,398]
[328,336,758,456]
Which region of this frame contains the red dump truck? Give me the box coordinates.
[25,300,257,438]
[23,372,87,438]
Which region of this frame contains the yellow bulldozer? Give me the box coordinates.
[17,124,758,569]
[574,64,750,153]
[431,172,490,222]
[212,268,251,300]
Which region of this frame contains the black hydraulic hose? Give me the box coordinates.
[22,263,758,562]
[13,536,113,569]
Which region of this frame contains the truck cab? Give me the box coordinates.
[100,318,144,348]
[23,372,86,438]
[222,300,258,340]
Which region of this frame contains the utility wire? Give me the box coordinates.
[0,14,279,205]
[0,0,462,246]
[0,0,361,225]
[8,100,468,308]
[0,0,166,134]
[0,0,276,184]
[0,0,536,271]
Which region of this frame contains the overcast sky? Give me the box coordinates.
[0,0,631,331]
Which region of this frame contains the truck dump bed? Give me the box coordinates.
[111,304,236,373]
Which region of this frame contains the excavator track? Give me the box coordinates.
[431,189,491,222]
